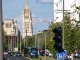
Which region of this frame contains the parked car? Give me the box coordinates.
[7,51,13,56]
[48,53,52,57]
[3,52,8,57]
[30,48,38,58]
[15,52,22,57]
[46,52,49,56]
[74,53,78,58]
[3,56,8,60]
[64,55,68,60]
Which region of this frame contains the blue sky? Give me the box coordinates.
[2,0,54,35]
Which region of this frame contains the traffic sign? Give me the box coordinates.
[57,52,64,60]
[64,50,67,57]
[57,50,67,60]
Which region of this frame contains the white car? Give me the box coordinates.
[3,52,8,57]
[48,53,52,57]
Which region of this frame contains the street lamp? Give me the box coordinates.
[26,30,27,47]
[24,30,28,47]
[45,33,46,60]
[33,17,37,47]
[24,32,25,47]
[62,0,64,49]
[20,36,21,52]
[0,0,3,60]
[17,33,18,48]
[11,31,13,52]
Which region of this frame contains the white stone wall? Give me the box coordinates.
[54,0,75,22]
[70,0,80,21]
[3,19,18,36]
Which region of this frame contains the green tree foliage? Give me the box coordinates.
[64,12,80,54]
[27,36,35,47]
[64,13,72,53]
[3,30,8,51]
[20,12,80,55]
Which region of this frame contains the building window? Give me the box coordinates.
[25,22,29,26]
[10,23,11,28]
[24,16,29,19]
[6,23,9,28]
[24,11,29,19]
[5,23,12,28]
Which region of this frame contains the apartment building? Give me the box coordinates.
[54,0,74,22]
[3,19,19,51]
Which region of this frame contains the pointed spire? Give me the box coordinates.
[26,0,30,10]
[22,5,24,9]
[26,0,28,7]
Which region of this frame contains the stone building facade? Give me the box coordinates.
[3,19,19,51]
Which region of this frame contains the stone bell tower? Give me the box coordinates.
[22,0,33,38]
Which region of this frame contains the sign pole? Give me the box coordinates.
[0,0,3,60]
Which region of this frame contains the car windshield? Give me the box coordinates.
[16,52,21,54]
[8,51,12,53]
[31,50,37,54]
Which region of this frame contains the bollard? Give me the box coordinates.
[40,56,42,60]
[71,53,73,60]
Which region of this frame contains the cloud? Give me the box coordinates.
[14,14,22,22]
[3,8,13,11]
[14,13,53,34]
[32,14,37,18]
[39,0,53,3]
[14,14,22,32]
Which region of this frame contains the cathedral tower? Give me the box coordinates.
[22,0,33,38]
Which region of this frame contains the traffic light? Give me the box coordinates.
[53,26,64,52]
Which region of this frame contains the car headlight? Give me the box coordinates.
[31,53,34,55]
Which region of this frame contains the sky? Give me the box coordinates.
[2,0,54,35]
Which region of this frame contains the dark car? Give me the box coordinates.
[3,56,8,60]
[30,48,38,58]
[16,52,22,56]
[8,52,13,56]
[64,55,68,60]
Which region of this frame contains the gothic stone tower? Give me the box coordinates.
[22,0,33,38]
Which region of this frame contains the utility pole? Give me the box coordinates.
[62,0,64,49]
[45,33,46,60]
[26,30,27,47]
[20,36,21,52]
[35,17,37,47]
[17,31,18,49]
[11,35,12,52]
[0,0,3,60]
[24,32,25,47]
[33,17,37,47]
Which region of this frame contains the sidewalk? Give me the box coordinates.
[31,56,57,60]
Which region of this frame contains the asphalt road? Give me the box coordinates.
[7,56,30,60]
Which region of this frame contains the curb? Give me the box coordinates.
[26,57,32,60]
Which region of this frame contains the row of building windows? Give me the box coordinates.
[5,23,12,28]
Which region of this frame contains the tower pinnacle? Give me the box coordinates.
[26,0,28,6]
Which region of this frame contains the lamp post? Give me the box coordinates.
[23,26,27,47]
[62,0,64,49]
[17,33,18,48]
[0,0,3,59]
[24,31,25,47]
[20,36,21,52]
[11,30,14,52]
[33,17,37,47]
[45,33,46,60]
[10,32,12,51]
[26,30,27,47]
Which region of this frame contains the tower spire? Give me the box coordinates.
[26,0,28,6]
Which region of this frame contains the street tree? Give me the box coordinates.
[3,30,8,51]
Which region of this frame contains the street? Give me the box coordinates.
[7,56,30,60]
